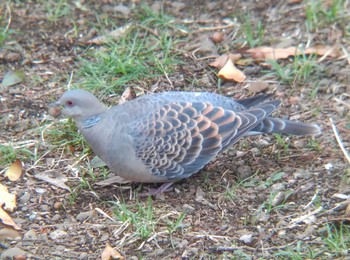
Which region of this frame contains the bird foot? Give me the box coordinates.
[139,182,174,197]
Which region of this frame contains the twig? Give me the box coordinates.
[210,240,298,252]
[67,70,74,89]
[194,54,219,61]
[4,3,12,34]
[318,45,338,62]
[340,44,350,65]
[209,245,255,252]
[334,97,350,108]
[330,118,350,164]
[302,188,319,209]
[198,24,236,32]
[155,58,173,87]
[95,207,117,222]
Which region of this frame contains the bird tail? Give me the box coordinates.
[236,94,273,108]
[250,117,321,136]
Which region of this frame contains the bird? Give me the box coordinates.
[49,89,320,190]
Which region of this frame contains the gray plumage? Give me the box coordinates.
[51,89,321,183]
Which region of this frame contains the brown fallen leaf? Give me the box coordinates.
[0,183,16,211]
[0,227,21,240]
[218,58,246,82]
[2,71,25,88]
[119,86,137,104]
[4,160,22,182]
[245,81,269,93]
[184,35,218,57]
[101,243,124,260]
[228,53,242,62]
[88,23,132,45]
[34,171,70,191]
[305,45,341,58]
[0,208,21,230]
[209,54,228,68]
[235,58,254,66]
[345,203,350,218]
[246,45,341,60]
[95,175,131,186]
[246,46,302,60]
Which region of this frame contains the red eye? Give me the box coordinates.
[66,101,73,107]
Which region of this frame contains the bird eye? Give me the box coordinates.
[66,100,74,107]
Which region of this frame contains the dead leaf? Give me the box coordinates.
[2,71,25,87]
[245,81,269,93]
[76,210,96,222]
[184,35,218,57]
[218,58,246,82]
[246,45,341,60]
[34,171,70,191]
[0,227,21,240]
[95,175,130,186]
[246,46,302,60]
[305,45,341,58]
[0,208,21,230]
[209,54,228,68]
[113,5,131,16]
[0,183,16,211]
[228,53,242,62]
[235,58,254,66]
[119,87,136,104]
[88,23,131,45]
[101,243,124,260]
[4,160,22,182]
[287,96,300,105]
[345,203,350,218]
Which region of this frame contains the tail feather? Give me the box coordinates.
[236,94,273,108]
[251,117,321,136]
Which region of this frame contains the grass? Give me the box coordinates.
[305,0,347,31]
[321,223,350,256]
[76,6,184,95]
[111,197,186,241]
[267,53,322,87]
[242,14,265,47]
[274,223,350,258]
[274,134,290,156]
[0,2,12,46]
[306,139,322,152]
[0,144,35,167]
[40,0,72,23]
[45,118,87,149]
[231,13,265,48]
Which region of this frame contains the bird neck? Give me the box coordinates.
[80,115,102,129]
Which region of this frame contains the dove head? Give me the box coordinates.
[51,89,107,120]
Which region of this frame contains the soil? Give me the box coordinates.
[1,1,349,259]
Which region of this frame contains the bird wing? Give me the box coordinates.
[129,100,279,181]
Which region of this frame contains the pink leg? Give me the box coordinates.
[139,182,174,197]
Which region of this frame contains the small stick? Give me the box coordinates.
[330,118,350,164]
[340,44,350,65]
[334,97,350,108]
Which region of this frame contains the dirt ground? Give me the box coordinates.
[1,1,350,259]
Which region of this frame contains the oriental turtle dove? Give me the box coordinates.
[50,90,320,183]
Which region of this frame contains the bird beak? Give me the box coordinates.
[48,102,62,118]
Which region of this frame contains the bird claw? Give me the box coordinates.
[139,182,174,197]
